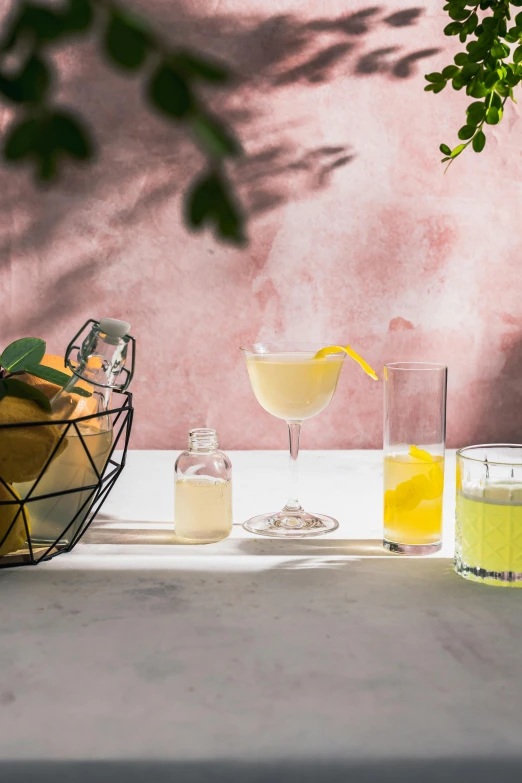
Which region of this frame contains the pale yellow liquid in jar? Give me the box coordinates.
[245,352,344,420]
[14,425,113,546]
[384,453,444,546]
[175,477,232,543]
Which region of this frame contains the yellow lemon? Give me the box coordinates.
[408,446,444,499]
[384,489,396,523]
[16,353,66,401]
[313,345,378,380]
[0,396,67,483]
[456,460,462,492]
[409,445,434,463]
[0,483,29,557]
[426,464,444,500]
[17,353,96,419]
[394,474,430,511]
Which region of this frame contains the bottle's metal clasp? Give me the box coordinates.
[64,318,136,391]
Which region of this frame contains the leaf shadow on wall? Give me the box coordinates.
[0,4,439,337]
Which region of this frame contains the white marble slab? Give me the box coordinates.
[85,448,457,555]
[1,450,522,783]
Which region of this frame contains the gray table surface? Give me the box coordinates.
[1,450,521,782]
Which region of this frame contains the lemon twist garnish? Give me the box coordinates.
[313,345,378,380]
[409,445,434,463]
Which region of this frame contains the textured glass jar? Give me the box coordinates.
[456,444,522,587]
[174,429,232,543]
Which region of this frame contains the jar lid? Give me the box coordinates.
[189,428,218,451]
[99,318,131,343]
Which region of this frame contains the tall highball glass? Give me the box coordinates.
[383,362,447,554]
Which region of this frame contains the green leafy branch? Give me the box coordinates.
[0,0,246,244]
[0,337,90,412]
[425,0,522,169]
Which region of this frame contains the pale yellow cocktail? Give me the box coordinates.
[245,352,344,421]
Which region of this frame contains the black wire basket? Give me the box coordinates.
[0,391,133,568]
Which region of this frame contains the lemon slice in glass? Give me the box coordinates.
[313,345,378,380]
[395,474,431,511]
[409,445,434,463]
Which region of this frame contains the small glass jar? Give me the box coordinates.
[174,428,232,543]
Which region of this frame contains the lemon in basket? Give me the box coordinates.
[0,396,67,483]
[0,483,29,557]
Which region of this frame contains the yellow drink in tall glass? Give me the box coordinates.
[245,352,344,421]
[384,453,444,546]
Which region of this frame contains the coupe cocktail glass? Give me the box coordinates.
[240,343,345,537]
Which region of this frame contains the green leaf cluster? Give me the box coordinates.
[0,337,91,412]
[425,0,522,168]
[0,1,245,244]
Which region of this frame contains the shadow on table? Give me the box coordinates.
[83,524,185,546]
[1,758,522,783]
[83,525,416,559]
[84,523,383,551]
[235,538,406,558]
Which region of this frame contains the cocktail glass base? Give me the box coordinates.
[243,510,339,538]
[383,540,442,555]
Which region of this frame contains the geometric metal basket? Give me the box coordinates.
[0,390,133,569]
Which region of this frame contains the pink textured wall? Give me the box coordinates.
[1,0,522,449]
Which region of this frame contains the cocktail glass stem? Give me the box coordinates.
[285,421,302,512]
